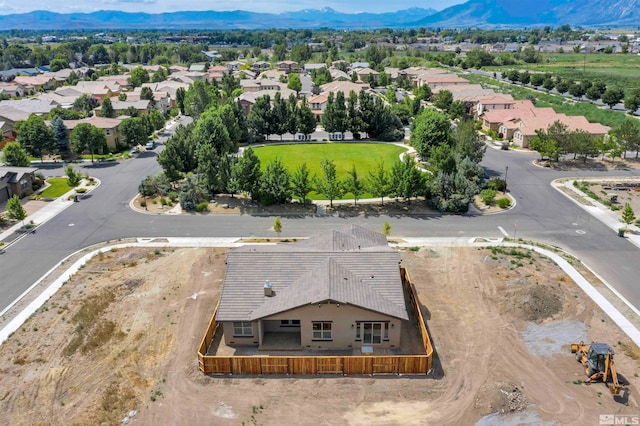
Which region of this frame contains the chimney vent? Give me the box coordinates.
[264,280,273,297]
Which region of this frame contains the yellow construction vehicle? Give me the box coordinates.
[571,341,621,395]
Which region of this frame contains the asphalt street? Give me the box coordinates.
[1,135,640,315]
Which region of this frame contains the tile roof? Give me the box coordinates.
[216,224,408,322]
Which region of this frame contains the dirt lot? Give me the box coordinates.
[1,245,639,426]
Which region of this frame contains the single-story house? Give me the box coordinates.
[217,225,409,351]
[511,115,610,148]
[0,82,26,98]
[0,166,38,203]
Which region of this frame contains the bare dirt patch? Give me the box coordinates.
[1,245,639,425]
[536,156,640,171]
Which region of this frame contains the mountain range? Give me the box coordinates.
[0,0,638,30]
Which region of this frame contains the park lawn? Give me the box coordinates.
[252,142,407,200]
[40,177,73,198]
[462,73,628,128]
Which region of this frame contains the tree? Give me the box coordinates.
[344,164,364,205]
[291,162,312,205]
[273,217,282,237]
[73,93,98,115]
[624,88,640,114]
[139,173,171,197]
[287,72,302,97]
[612,119,640,158]
[120,117,148,147]
[297,97,317,136]
[65,165,82,187]
[382,221,391,237]
[52,117,69,152]
[410,108,451,160]
[321,91,348,135]
[140,86,154,101]
[602,88,624,109]
[1,141,30,167]
[568,83,586,99]
[622,203,636,229]
[270,92,288,140]
[530,73,545,87]
[247,95,272,141]
[101,97,115,118]
[17,115,57,162]
[449,101,466,120]
[542,78,555,92]
[175,87,186,114]
[232,147,262,200]
[554,79,569,95]
[128,66,150,87]
[390,155,425,204]
[119,92,128,101]
[518,71,530,86]
[433,90,453,111]
[179,175,207,211]
[260,158,291,205]
[6,195,27,224]
[184,80,213,118]
[70,123,106,162]
[367,160,390,206]
[315,158,343,208]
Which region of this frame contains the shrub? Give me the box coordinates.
[195,202,209,213]
[480,189,497,205]
[167,191,178,202]
[497,197,511,208]
[487,178,507,192]
[75,188,87,194]
[23,189,33,197]
[140,201,147,208]
[160,197,168,206]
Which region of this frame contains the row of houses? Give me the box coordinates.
[404,69,611,148]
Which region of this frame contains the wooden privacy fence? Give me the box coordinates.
[197,268,433,376]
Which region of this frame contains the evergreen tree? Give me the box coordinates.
[6,195,27,224]
[52,117,69,151]
[622,203,636,228]
[271,92,289,140]
[232,147,262,200]
[101,97,115,118]
[297,97,317,136]
[248,95,272,141]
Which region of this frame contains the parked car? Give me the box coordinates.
[145,141,155,150]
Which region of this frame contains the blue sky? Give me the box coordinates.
[0,0,464,15]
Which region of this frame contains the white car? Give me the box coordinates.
[145,142,155,150]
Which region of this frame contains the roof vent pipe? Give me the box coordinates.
[264,280,273,297]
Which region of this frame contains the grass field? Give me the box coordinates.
[40,177,73,198]
[252,142,407,200]
[462,73,629,128]
[487,53,640,91]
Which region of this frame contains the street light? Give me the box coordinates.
[505,166,508,192]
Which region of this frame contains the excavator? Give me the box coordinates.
[571,341,622,395]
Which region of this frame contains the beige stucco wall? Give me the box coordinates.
[222,321,259,346]
[262,302,402,350]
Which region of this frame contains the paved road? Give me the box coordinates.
[1,138,640,315]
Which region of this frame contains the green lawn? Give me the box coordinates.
[252,143,407,200]
[40,177,73,198]
[487,53,640,91]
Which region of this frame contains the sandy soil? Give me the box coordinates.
[1,245,639,426]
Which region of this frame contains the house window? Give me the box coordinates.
[232,321,253,337]
[361,322,385,344]
[312,322,332,340]
[280,320,300,327]
[105,129,111,136]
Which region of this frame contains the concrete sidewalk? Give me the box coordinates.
[553,178,640,250]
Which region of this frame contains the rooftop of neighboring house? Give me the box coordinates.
[62,116,123,130]
[0,99,58,115]
[354,67,379,76]
[238,88,296,104]
[0,105,31,123]
[320,80,370,95]
[515,114,610,136]
[13,75,54,86]
[0,166,39,183]
[328,68,350,81]
[216,224,408,322]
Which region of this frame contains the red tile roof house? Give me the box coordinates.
[216,225,409,351]
[512,115,610,148]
